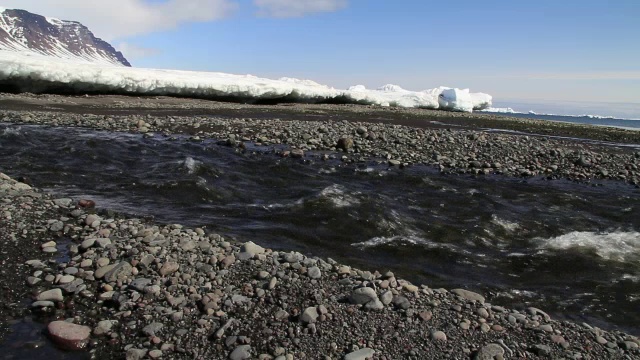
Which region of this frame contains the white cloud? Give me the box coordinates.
[116,42,161,61]
[254,0,348,18]
[2,0,237,40]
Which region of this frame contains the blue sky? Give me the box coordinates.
[6,0,640,106]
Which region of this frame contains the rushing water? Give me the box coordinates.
[1,123,639,335]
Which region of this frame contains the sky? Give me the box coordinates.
[3,0,640,107]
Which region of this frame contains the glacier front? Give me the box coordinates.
[0,51,492,112]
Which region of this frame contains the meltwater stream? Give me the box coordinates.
[1,123,639,335]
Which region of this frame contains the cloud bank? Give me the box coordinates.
[2,0,237,40]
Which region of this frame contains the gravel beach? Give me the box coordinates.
[0,93,639,359]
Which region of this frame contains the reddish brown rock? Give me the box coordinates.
[47,321,91,350]
[158,261,179,276]
[78,199,96,208]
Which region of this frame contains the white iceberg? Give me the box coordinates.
[0,50,492,112]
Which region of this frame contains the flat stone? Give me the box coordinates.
[349,287,378,305]
[47,321,91,350]
[85,214,101,226]
[344,348,375,360]
[392,296,410,310]
[58,275,75,284]
[364,299,384,311]
[126,349,147,360]
[431,331,447,341]
[94,263,117,279]
[451,288,485,304]
[142,322,163,337]
[300,307,319,324]
[129,278,152,292]
[31,300,54,308]
[229,345,251,360]
[158,261,180,276]
[237,241,265,260]
[93,320,117,336]
[380,290,393,305]
[104,262,133,282]
[474,343,505,360]
[37,288,63,302]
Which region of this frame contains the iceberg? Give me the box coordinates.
[0,50,492,112]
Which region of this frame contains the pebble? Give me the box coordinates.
[229,345,251,360]
[431,331,447,341]
[451,289,485,303]
[344,348,375,360]
[474,343,504,359]
[307,266,322,279]
[47,321,91,350]
[37,288,63,302]
[349,287,378,305]
[300,307,319,324]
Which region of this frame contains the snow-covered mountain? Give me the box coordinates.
[0,7,130,66]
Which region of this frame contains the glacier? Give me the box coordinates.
[0,50,492,112]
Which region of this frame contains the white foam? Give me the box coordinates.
[351,235,460,251]
[1,126,21,137]
[318,184,360,208]
[538,231,640,262]
[491,214,520,232]
[0,50,492,112]
[182,157,201,174]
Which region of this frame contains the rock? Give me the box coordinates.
[142,322,163,336]
[344,348,375,360]
[364,299,384,311]
[451,288,485,303]
[300,307,319,324]
[129,278,152,292]
[349,287,378,305]
[159,261,179,276]
[47,321,91,350]
[431,331,447,341]
[85,214,101,226]
[291,149,304,158]
[392,296,410,310]
[148,350,163,359]
[94,263,117,279]
[126,348,147,360]
[528,307,551,321]
[475,343,505,360]
[531,344,551,356]
[229,345,251,360]
[78,199,96,208]
[53,198,73,207]
[37,288,63,302]
[31,301,54,308]
[78,238,95,250]
[238,241,265,260]
[337,137,354,151]
[104,262,133,282]
[380,290,393,305]
[307,266,322,279]
[94,320,117,336]
[403,284,419,293]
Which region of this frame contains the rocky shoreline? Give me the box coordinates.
[1,172,639,360]
[0,94,639,359]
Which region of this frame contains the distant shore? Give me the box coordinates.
[0,93,639,359]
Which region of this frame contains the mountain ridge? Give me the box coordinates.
[0,7,130,66]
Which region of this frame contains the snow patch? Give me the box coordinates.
[0,50,492,112]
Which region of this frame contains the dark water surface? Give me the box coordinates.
[1,123,639,335]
